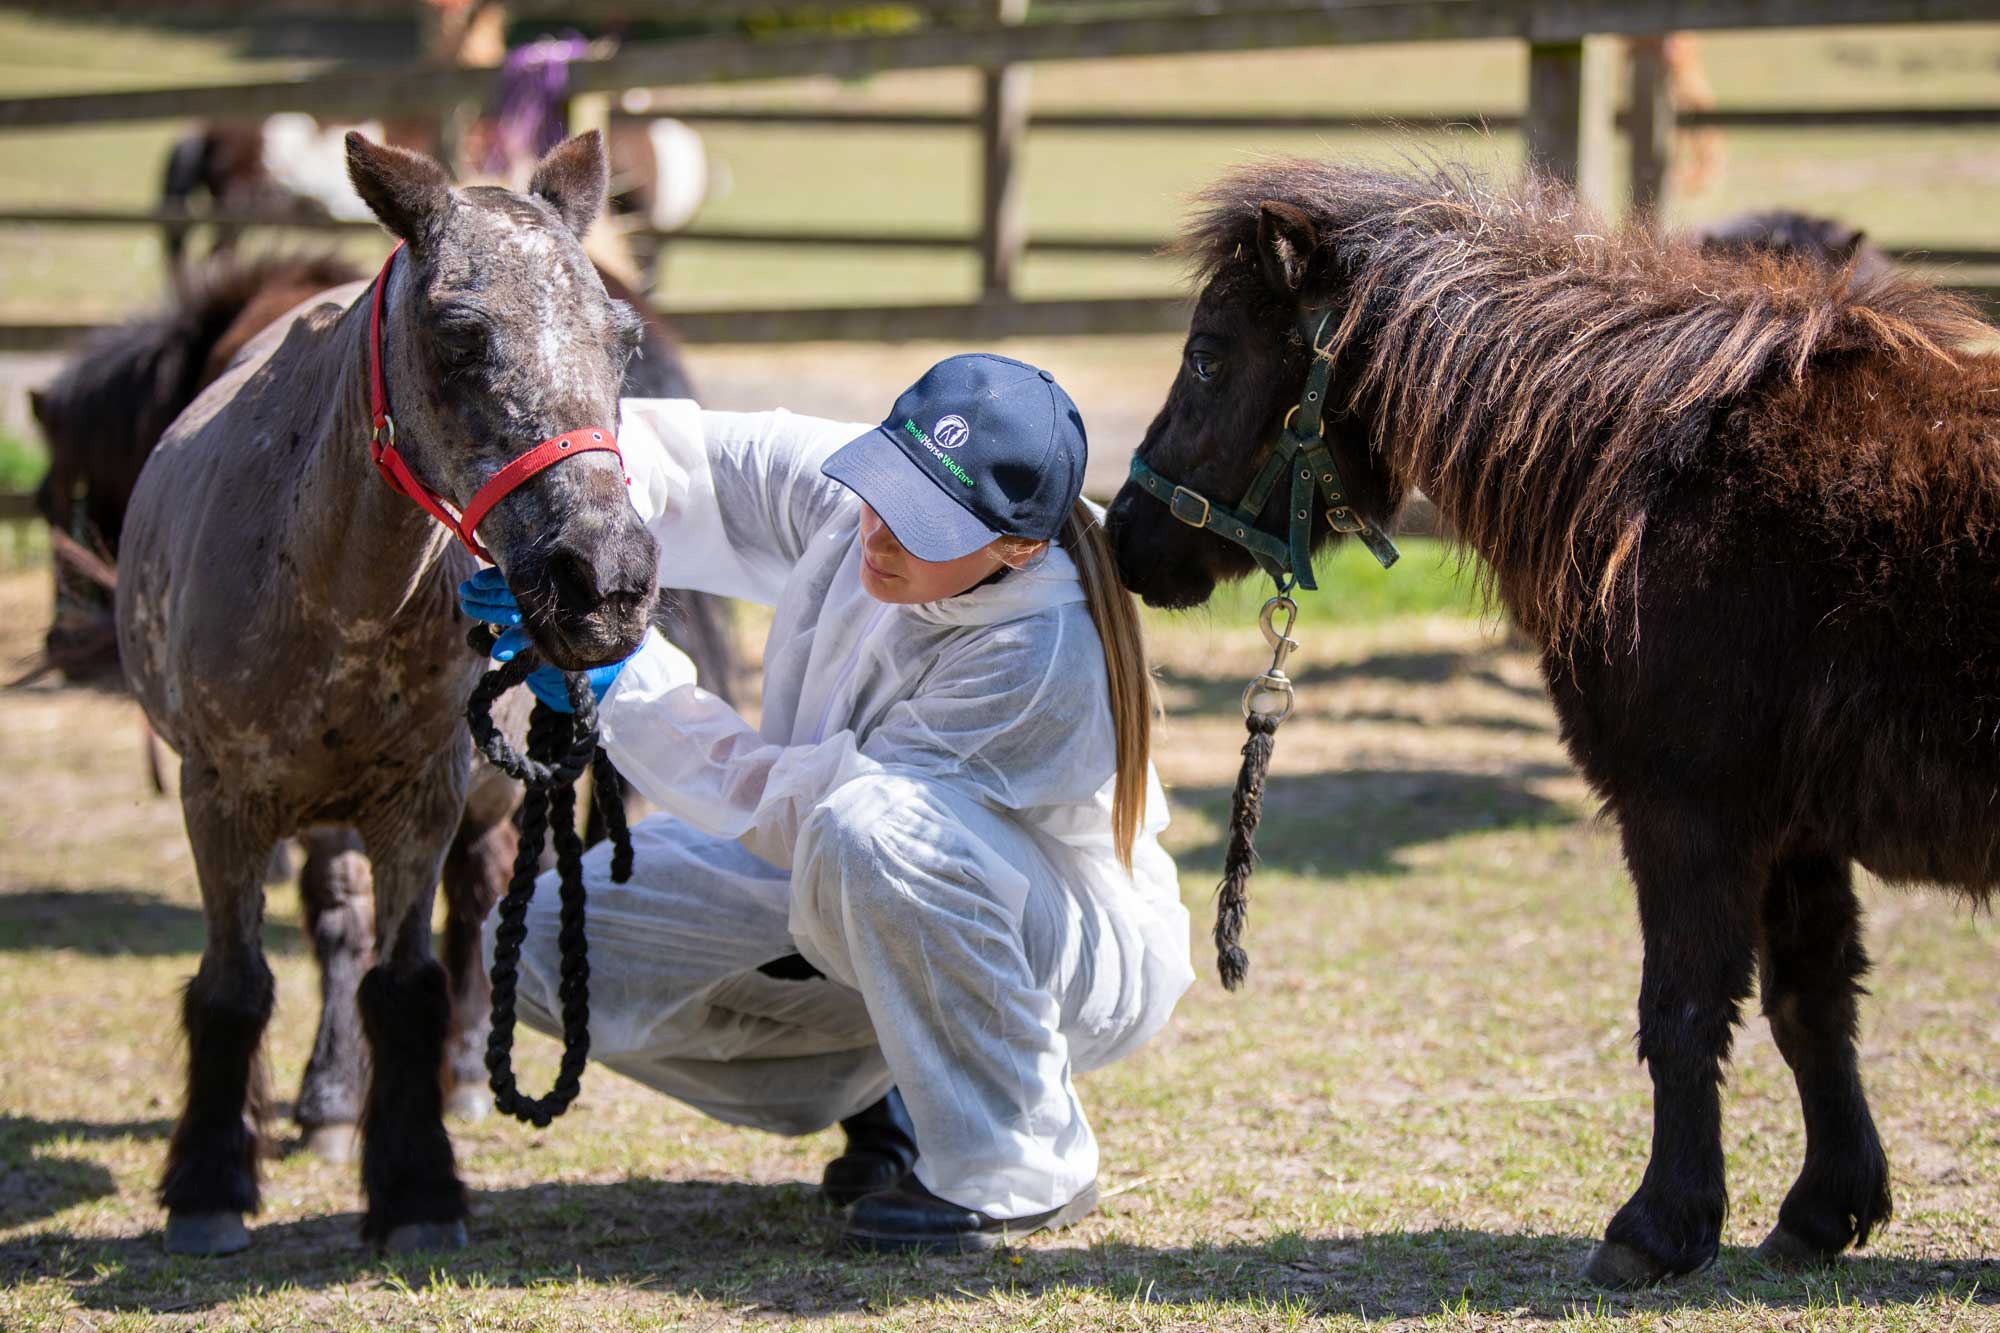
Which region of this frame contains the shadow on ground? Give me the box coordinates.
[4,1177,1992,1321]
[1172,765,1578,879]
[0,1115,172,1230]
[1157,646,1550,725]
[0,887,306,958]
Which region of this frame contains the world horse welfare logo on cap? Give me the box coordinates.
[902,419,975,488]
[933,414,970,449]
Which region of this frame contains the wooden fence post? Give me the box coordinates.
[1524,36,1612,215]
[1627,35,1676,227]
[978,0,1029,298]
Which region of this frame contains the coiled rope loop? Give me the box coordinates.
[465,625,632,1127]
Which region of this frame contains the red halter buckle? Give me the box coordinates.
[367,243,625,563]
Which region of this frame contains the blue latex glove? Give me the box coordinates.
[458,567,633,715]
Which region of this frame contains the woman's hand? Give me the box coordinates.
[458,568,633,714]
[459,567,531,658]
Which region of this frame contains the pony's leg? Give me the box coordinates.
[1586,809,1761,1287]
[159,761,276,1257]
[1754,850,1892,1265]
[293,827,372,1164]
[439,813,515,1122]
[355,773,469,1252]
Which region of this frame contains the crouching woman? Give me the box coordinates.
[465,354,1193,1252]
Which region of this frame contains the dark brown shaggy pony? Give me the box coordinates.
[1106,159,1998,1287]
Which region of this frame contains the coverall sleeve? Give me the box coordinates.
[598,614,1113,872]
[619,399,874,605]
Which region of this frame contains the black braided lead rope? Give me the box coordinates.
[1213,711,1280,993]
[464,624,633,1127]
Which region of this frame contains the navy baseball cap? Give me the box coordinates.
[822,353,1088,562]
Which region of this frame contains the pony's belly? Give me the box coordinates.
[168,663,475,823]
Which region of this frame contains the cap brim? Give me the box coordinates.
[822,426,1001,562]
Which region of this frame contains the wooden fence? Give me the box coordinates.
[1,0,1997,347]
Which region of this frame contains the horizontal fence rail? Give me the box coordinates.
[2,1,1994,130]
[4,209,1994,266]
[649,103,2000,131]
[0,297,1194,352]
[10,280,2000,354]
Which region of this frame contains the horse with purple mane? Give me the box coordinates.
[1106,159,1997,1287]
[117,128,661,1255]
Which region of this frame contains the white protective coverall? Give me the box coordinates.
[497,401,1195,1219]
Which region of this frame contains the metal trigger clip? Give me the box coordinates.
[1241,594,1301,722]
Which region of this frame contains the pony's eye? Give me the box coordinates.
[1188,350,1218,382]
[435,323,486,370]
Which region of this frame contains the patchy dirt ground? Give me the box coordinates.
[0,565,1995,1332]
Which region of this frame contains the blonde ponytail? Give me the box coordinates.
[996,501,1155,868]
[1061,500,1154,869]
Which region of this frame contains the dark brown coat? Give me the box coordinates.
[1107,158,1998,1288]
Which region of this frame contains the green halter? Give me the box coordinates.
[1126,309,1399,591]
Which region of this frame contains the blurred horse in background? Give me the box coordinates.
[1696,207,1896,284]
[160,109,708,289]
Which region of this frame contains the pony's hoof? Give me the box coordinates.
[1756,1224,1834,1269]
[304,1123,360,1165]
[164,1210,250,1256]
[384,1220,468,1254]
[1584,1239,1668,1288]
[444,1085,492,1123]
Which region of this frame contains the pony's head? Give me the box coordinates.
[1106,195,1401,610]
[346,130,657,671]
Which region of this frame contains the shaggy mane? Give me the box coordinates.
[1185,160,1996,647]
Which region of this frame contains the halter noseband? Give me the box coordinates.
[1126,308,1399,592]
[368,244,625,563]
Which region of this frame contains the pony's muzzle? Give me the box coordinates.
[500,471,660,671]
[1104,483,1218,611]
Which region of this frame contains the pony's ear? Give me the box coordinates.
[529,130,608,239]
[1255,200,1317,294]
[27,386,47,427]
[345,132,451,251]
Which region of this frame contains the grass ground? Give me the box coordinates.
[0,553,1994,1332]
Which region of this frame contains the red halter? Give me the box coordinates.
[367,244,624,563]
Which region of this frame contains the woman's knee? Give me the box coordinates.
[796,775,925,889]
[794,774,1032,925]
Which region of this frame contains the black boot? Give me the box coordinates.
[843,1176,1099,1254]
[821,1088,917,1208]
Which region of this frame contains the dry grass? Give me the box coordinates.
[1,560,1995,1331]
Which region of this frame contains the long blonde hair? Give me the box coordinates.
[1002,500,1154,869]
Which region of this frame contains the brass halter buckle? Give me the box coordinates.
[1241,594,1300,723]
[1169,485,1211,528]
